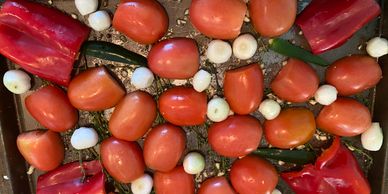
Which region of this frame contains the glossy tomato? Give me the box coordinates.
[25,85,77,132]
[317,98,372,136]
[158,87,207,126]
[224,64,264,115]
[100,137,145,183]
[109,91,156,141]
[198,176,236,194]
[208,115,262,158]
[17,130,64,171]
[154,166,195,194]
[230,155,278,194]
[249,0,297,37]
[189,0,247,39]
[148,38,199,79]
[143,124,186,172]
[271,58,319,102]
[113,0,168,44]
[264,108,316,149]
[68,67,125,111]
[326,55,382,96]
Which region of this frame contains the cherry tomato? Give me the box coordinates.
[208,115,262,158]
[198,176,236,194]
[113,0,168,44]
[264,108,316,149]
[158,87,207,126]
[271,58,319,102]
[68,67,125,111]
[109,91,156,141]
[224,64,264,115]
[154,166,195,194]
[100,137,145,183]
[143,124,186,172]
[25,85,78,132]
[148,38,199,79]
[230,155,278,194]
[249,0,297,37]
[326,55,382,96]
[17,130,64,171]
[189,0,247,39]
[317,98,372,136]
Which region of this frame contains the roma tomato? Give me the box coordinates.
[143,124,186,172]
[198,176,236,194]
[249,0,297,37]
[100,137,145,183]
[326,55,382,96]
[154,166,195,194]
[224,64,264,115]
[109,91,156,141]
[264,108,316,149]
[113,0,168,44]
[158,87,207,126]
[17,130,64,171]
[25,85,78,132]
[271,58,319,102]
[230,155,278,194]
[208,115,262,158]
[189,0,247,39]
[148,38,199,79]
[68,67,125,111]
[317,98,372,136]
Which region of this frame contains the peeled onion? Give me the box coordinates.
[272,189,282,194]
[206,40,232,64]
[70,127,99,150]
[366,37,388,58]
[2,69,31,94]
[314,85,338,105]
[183,152,205,174]
[75,0,98,16]
[207,98,230,122]
[361,122,383,151]
[131,67,155,89]
[88,10,111,31]
[192,70,211,92]
[131,174,154,194]
[233,34,258,60]
[258,99,281,120]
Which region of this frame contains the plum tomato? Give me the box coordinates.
[154,166,195,194]
[198,176,236,194]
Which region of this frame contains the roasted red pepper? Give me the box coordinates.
[281,137,370,194]
[0,0,90,86]
[296,0,380,54]
[37,160,106,194]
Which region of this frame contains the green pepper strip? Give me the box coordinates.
[253,148,316,165]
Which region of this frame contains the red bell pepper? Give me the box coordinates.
[296,0,381,54]
[281,137,370,194]
[0,0,90,86]
[37,160,106,194]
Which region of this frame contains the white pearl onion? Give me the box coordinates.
[75,0,98,16]
[88,11,111,31]
[272,189,282,194]
[233,34,258,60]
[207,98,230,122]
[131,67,155,89]
[366,37,388,58]
[3,70,31,94]
[259,99,281,120]
[314,85,338,106]
[206,40,232,64]
[192,70,211,92]
[361,122,383,151]
[131,174,154,194]
[70,127,99,150]
[183,152,205,174]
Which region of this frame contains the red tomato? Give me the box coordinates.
[100,137,145,183]
[249,0,297,37]
[154,166,195,194]
[230,155,278,194]
[264,108,316,149]
[326,55,382,96]
[317,98,372,136]
[25,85,78,132]
[113,0,168,44]
[68,67,125,111]
[271,58,319,102]
[158,87,207,126]
[198,176,236,194]
[17,130,64,171]
[143,124,186,172]
[224,64,264,115]
[109,91,156,141]
[189,0,247,39]
[148,38,199,79]
[208,115,262,158]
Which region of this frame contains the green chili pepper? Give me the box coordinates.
[253,148,316,165]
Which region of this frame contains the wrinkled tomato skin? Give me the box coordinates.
[109,91,156,141]
[326,55,382,96]
[224,64,264,115]
[271,58,319,102]
[198,176,236,194]
[264,108,316,149]
[25,85,78,132]
[317,98,372,136]
[148,38,200,79]
[249,0,297,37]
[154,166,195,194]
[189,0,247,39]
[17,130,64,171]
[143,124,186,172]
[158,87,207,126]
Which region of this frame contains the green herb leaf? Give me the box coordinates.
[253,148,316,165]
